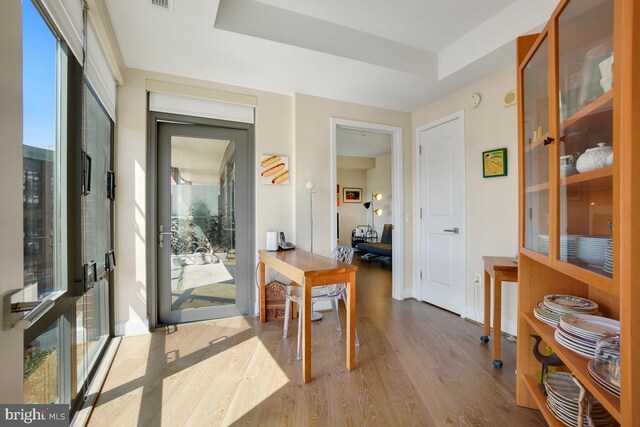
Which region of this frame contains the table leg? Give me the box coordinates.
[346,271,356,371]
[483,270,491,341]
[259,261,266,323]
[302,281,312,383]
[493,274,503,367]
[291,282,298,320]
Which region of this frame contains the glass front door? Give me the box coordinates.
[157,123,252,324]
[556,0,614,276]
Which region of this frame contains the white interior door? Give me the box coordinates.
[418,114,465,314]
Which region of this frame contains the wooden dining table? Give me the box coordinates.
[258,249,358,383]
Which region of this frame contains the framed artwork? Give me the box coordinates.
[260,155,289,185]
[482,148,508,178]
[343,187,362,203]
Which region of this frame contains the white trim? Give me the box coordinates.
[149,92,255,124]
[403,288,416,299]
[415,110,467,314]
[330,118,404,301]
[115,318,150,336]
[42,0,84,65]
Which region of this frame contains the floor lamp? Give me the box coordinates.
[305,174,316,253]
[363,192,383,235]
[305,173,322,321]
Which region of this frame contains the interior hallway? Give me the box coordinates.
[87,255,544,426]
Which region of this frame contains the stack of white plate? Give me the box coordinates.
[555,314,620,359]
[533,294,599,328]
[537,234,578,258]
[588,335,621,397]
[560,164,578,178]
[545,372,615,427]
[576,236,611,267]
[602,240,613,274]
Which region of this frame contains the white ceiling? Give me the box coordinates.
[105,0,559,111]
[252,0,515,53]
[172,137,231,185]
[336,128,391,159]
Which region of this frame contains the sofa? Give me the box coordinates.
[356,224,392,258]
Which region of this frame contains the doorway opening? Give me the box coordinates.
[330,119,404,300]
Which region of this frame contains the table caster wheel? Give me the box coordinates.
[480,335,489,344]
[493,360,503,369]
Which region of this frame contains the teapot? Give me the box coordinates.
[576,143,613,173]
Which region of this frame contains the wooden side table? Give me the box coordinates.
[481,256,518,369]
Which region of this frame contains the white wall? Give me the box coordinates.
[412,66,519,335]
[366,153,392,237]
[337,167,368,244]
[0,0,25,402]
[115,69,293,335]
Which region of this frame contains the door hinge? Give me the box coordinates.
[159,224,173,248]
[420,271,423,280]
[419,145,422,155]
[107,170,116,200]
[420,208,423,219]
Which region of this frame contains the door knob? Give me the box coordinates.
[443,227,460,234]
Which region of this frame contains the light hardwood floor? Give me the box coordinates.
[88,255,545,426]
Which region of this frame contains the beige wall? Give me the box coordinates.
[366,153,392,237]
[412,66,519,335]
[0,0,24,402]
[115,68,293,334]
[293,93,414,288]
[337,167,368,244]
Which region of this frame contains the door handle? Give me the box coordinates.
[443,227,459,234]
[158,224,173,248]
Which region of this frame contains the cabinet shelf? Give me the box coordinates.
[561,91,613,132]
[525,182,549,193]
[522,374,565,427]
[561,166,613,191]
[523,312,621,423]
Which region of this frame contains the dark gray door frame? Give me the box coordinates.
[146,109,256,329]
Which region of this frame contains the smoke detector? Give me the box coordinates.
[150,0,173,11]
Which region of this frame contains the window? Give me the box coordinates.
[21,1,114,417]
[22,0,67,302]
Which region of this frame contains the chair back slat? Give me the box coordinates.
[329,245,355,264]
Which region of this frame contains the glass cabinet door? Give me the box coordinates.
[523,36,551,255]
[557,0,614,277]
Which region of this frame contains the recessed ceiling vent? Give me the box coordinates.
[150,0,173,11]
